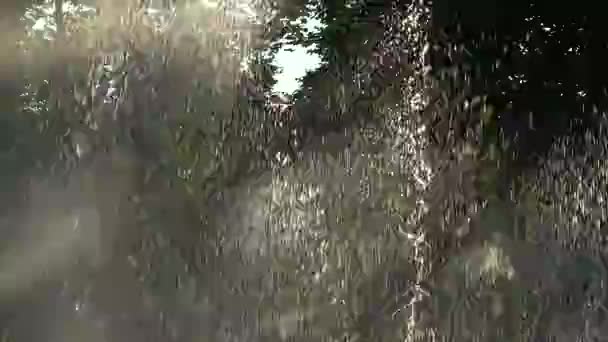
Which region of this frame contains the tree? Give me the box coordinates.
[3,0,608,341]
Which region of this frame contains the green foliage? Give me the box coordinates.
[2,1,608,342]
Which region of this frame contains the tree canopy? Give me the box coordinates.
[1,1,608,341]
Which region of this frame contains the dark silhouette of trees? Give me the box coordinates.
[429,0,608,170]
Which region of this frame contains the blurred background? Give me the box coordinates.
[2,0,608,341]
